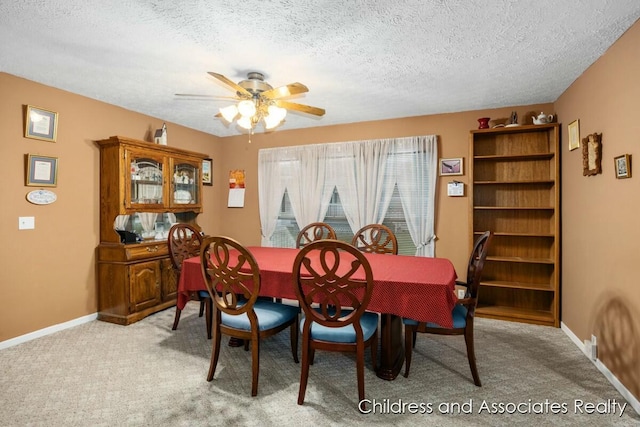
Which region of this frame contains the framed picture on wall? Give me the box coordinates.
[568,119,580,151]
[439,158,463,176]
[26,154,58,187]
[202,158,213,186]
[582,133,602,176]
[614,154,631,179]
[25,105,58,142]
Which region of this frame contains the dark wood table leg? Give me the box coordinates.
[228,338,244,347]
[376,313,404,380]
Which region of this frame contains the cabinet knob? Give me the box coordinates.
[146,246,159,252]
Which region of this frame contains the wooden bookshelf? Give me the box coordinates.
[469,124,560,327]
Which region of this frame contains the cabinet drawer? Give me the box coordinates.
[98,242,169,262]
[125,243,169,260]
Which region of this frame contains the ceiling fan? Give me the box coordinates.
[176,71,325,134]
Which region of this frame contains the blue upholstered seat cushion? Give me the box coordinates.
[402,304,468,329]
[220,300,299,331]
[197,290,210,298]
[301,310,379,343]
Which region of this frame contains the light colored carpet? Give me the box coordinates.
[1,304,638,426]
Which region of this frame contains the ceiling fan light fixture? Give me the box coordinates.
[268,105,287,121]
[237,116,253,130]
[264,115,281,129]
[219,104,238,122]
[237,100,256,118]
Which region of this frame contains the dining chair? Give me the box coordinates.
[295,222,337,248]
[200,235,299,397]
[292,239,378,407]
[168,223,212,339]
[402,230,493,386]
[351,223,398,255]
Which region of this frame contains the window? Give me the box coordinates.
[272,185,416,255]
[259,135,438,256]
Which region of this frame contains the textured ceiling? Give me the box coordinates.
[1,1,639,137]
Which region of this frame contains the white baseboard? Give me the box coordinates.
[561,321,640,416]
[0,313,98,351]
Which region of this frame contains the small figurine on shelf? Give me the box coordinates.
[510,111,518,125]
[154,123,167,145]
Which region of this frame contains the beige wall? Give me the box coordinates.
[555,21,640,399]
[1,18,638,401]
[0,73,224,340]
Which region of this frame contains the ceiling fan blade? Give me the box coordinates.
[207,72,252,97]
[276,100,325,116]
[260,82,309,99]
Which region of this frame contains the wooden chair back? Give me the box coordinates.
[293,239,374,327]
[351,223,398,255]
[200,235,260,315]
[464,230,493,305]
[296,222,337,248]
[168,223,203,272]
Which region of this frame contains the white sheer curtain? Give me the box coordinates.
[395,135,438,256]
[258,149,287,246]
[113,215,130,230]
[328,139,395,233]
[285,144,333,230]
[137,212,158,235]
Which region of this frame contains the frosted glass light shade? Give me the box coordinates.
[237,116,253,130]
[237,100,256,117]
[264,114,280,129]
[219,105,238,122]
[264,106,287,129]
[268,105,287,122]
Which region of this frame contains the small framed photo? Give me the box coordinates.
[202,158,213,186]
[614,154,631,179]
[25,105,58,142]
[26,154,58,187]
[439,158,463,176]
[568,119,580,151]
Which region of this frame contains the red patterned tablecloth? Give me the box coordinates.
[178,246,458,328]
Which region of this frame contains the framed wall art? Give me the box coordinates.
[439,158,463,176]
[26,154,58,187]
[614,154,631,179]
[202,158,213,186]
[25,105,58,142]
[568,119,580,151]
[582,133,602,177]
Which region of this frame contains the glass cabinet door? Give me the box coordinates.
[128,152,165,207]
[171,157,201,207]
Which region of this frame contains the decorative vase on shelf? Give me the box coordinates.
[477,117,490,129]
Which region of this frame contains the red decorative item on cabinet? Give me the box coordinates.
[477,117,490,129]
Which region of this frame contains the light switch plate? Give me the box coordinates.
[18,216,35,230]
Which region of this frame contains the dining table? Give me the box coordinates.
[177,246,458,380]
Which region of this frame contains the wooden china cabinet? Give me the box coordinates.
[95,135,208,325]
